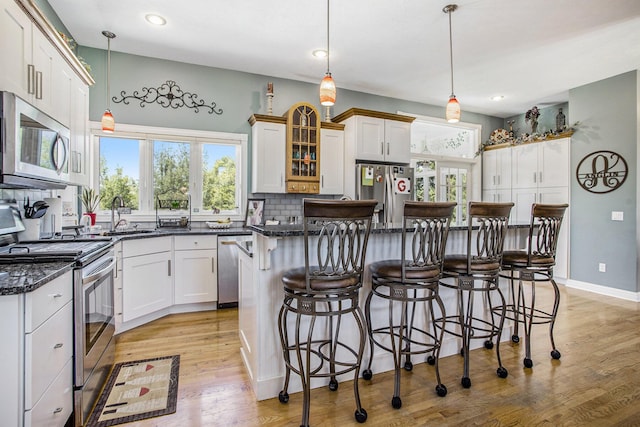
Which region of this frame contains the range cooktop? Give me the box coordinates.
[0,239,113,264]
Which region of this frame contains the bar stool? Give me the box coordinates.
[278,198,377,427]
[437,201,514,389]
[497,203,569,368]
[362,201,456,409]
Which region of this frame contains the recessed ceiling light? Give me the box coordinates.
[145,14,166,26]
[313,49,327,59]
[491,95,505,101]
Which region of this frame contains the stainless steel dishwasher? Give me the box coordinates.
[217,234,252,308]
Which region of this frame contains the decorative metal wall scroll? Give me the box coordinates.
[576,150,628,194]
[112,80,223,115]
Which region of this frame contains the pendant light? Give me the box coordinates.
[443,4,460,123]
[319,0,336,120]
[101,30,116,133]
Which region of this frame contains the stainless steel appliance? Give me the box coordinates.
[0,232,114,427]
[356,163,414,224]
[217,235,252,308]
[0,91,70,189]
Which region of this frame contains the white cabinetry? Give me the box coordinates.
[174,235,217,304]
[491,137,570,278]
[122,237,172,322]
[482,147,512,203]
[319,125,344,195]
[0,270,74,427]
[69,75,90,186]
[250,115,286,193]
[334,109,414,164]
[0,0,66,125]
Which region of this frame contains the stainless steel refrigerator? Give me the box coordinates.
[356,163,414,224]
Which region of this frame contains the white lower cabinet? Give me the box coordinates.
[122,237,172,322]
[238,243,256,381]
[174,235,217,304]
[0,270,73,427]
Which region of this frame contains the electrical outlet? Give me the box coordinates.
[598,263,606,272]
[611,211,624,221]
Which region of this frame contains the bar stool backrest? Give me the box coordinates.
[303,199,377,293]
[401,201,456,281]
[527,203,569,263]
[465,202,514,274]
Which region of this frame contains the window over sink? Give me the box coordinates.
[91,123,247,220]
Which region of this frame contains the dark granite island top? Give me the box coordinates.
[248,222,529,237]
[0,262,75,295]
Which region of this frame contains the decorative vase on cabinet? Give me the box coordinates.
[286,102,321,194]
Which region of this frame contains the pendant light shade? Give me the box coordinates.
[101,110,115,133]
[101,30,116,133]
[319,0,336,108]
[320,73,336,106]
[446,95,460,123]
[443,4,460,123]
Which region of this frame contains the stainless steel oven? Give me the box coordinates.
[73,247,116,427]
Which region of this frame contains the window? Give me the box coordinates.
[92,123,247,219]
[403,112,481,225]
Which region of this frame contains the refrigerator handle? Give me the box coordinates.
[385,167,393,224]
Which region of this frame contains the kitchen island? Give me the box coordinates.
[239,223,529,401]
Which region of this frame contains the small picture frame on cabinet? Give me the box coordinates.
[245,198,265,226]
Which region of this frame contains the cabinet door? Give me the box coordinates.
[122,251,172,322]
[539,138,569,188]
[319,128,344,194]
[174,249,217,304]
[512,143,538,189]
[482,188,511,204]
[252,121,285,193]
[30,28,55,114]
[0,0,32,97]
[384,119,411,164]
[69,76,90,186]
[512,187,537,224]
[482,150,498,190]
[355,116,385,162]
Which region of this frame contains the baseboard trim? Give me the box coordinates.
[565,279,640,302]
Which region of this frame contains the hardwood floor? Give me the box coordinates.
[112,285,640,426]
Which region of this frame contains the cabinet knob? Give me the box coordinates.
[53,407,63,414]
[54,343,63,349]
[49,293,63,298]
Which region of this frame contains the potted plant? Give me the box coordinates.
[80,187,103,225]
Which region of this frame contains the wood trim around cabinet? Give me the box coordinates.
[333,108,416,124]
[320,121,345,130]
[248,114,287,126]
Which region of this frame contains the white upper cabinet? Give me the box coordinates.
[0,0,93,127]
[319,125,344,195]
[482,147,512,190]
[69,75,90,186]
[250,115,286,193]
[334,108,415,164]
[512,138,569,189]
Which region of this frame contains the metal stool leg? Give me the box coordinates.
[362,290,375,380]
[549,278,562,360]
[278,300,292,404]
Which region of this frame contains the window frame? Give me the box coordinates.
[89,121,248,223]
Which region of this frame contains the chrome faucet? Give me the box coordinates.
[110,195,125,231]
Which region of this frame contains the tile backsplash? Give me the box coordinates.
[253,193,339,224]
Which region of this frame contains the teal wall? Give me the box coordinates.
[78,46,503,146]
[569,71,638,292]
[504,102,570,137]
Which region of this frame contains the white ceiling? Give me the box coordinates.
[48,0,640,118]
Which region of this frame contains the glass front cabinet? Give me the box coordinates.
[286,102,321,193]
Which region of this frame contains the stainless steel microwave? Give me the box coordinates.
[0,91,70,189]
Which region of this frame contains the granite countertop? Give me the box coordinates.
[89,226,252,241]
[248,222,529,238]
[0,262,75,296]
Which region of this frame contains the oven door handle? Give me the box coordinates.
[82,257,116,285]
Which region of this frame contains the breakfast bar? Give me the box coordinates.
[239,223,528,401]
